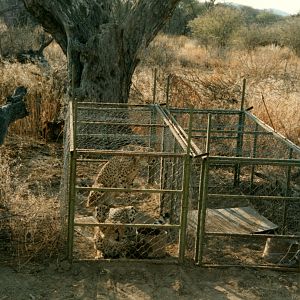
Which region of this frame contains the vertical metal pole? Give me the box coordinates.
[179,109,193,263]
[67,64,77,261]
[196,114,211,265]
[166,74,171,108]
[250,123,259,193]
[282,148,293,234]
[148,106,157,184]
[234,78,246,186]
[205,114,212,155]
[152,68,158,104]
[67,100,77,261]
[194,159,205,262]
[170,141,179,223]
[159,108,168,215]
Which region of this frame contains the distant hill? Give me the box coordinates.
[228,2,290,16]
[268,8,289,16]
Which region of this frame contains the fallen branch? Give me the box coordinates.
[0,86,29,145]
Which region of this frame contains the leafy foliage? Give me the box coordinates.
[188,5,243,49]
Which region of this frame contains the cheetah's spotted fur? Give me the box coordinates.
[86,145,153,207]
[93,206,137,259]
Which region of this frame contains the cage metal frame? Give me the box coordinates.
[64,98,300,270]
[162,105,300,271]
[64,101,197,263]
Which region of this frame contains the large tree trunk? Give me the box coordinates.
[22,0,180,103]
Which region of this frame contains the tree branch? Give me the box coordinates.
[0,87,29,145]
[124,0,180,54]
[22,0,113,54]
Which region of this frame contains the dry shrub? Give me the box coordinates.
[137,35,300,146]
[0,51,67,139]
[226,47,300,144]
[0,143,63,265]
[141,34,208,69]
[229,46,296,80]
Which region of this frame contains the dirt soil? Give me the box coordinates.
[0,261,299,300]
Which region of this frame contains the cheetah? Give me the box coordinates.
[93,204,110,223]
[86,145,154,207]
[93,206,137,259]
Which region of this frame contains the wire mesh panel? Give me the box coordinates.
[195,157,300,269]
[64,102,191,262]
[165,106,300,269]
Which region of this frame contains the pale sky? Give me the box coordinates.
[214,1,300,15]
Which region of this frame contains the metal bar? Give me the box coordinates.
[76,107,153,114]
[179,109,193,263]
[206,114,212,154]
[168,108,241,114]
[76,159,108,163]
[76,102,154,107]
[158,109,168,209]
[160,107,202,156]
[67,150,76,261]
[77,133,149,138]
[155,106,191,154]
[67,97,78,261]
[197,115,212,265]
[245,111,300,154]
[69,101,75,152]
[169,141,180,222]
[193,135,239,140]
[282,148,293,234]
[208,194,300,201]
[77,121,167,127]
[234,79,246,186]
[76,186,182,194]
[194,159,206,263]
[76,149,186,157]
[153,68,157,104]
[186,128,273,135]
[205,232,300,239]
[208,156,300,166]
[74,223,180,229]
[197,157,209,266]
[250,123,259,193]
[148,106,157,184]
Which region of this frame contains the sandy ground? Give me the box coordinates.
[0,261,299,300]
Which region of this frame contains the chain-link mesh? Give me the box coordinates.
[165,107,300,268]
[63,103,190,261]
[62,104,300,266]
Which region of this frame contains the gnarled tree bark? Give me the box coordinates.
[22,0,180,103]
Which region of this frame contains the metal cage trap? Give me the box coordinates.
[62,100,300,270]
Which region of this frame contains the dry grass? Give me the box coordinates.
[0,137,63,265]
[134,37,300,144]
[0,45,67,139]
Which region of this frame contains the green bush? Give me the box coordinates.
[188,6,243,49]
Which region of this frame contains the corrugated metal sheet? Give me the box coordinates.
[188,207,278,234]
